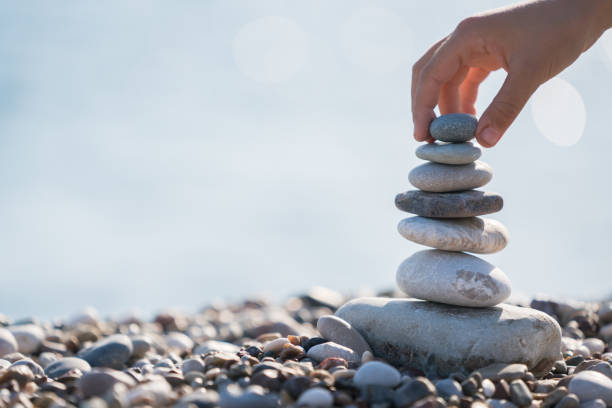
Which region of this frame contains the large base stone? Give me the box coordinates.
[335,297,561,377]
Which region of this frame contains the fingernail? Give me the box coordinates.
[479,127,501,147]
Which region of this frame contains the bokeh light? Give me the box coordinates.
[339,7,412,74]
[232,16,309,83]
[530,77,586,147]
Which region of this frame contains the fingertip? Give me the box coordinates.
[476,126,502,148]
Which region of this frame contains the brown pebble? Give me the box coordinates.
[318,357,348,371]
[493,379,510,399]
[541,386,569,408]
[279,344,305,360]
[287,335,301,345]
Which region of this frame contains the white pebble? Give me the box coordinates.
[307,342,358,363]
[165,332,194,353]
[263,338,289,354]
[296,387,334,407]
[482,379,496,397]
[583,338,605,354]
[574,345,591,358]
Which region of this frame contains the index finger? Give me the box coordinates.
[412,37,465,142]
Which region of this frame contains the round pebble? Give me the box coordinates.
[569,371,612,405]
[429,113,478,142]
[296,387,334,407]
[408,161,493,193]
[353,361,401,387]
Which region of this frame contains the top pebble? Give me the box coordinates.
[430,113,478,142]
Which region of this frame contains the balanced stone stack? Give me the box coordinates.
[334,114,563,377]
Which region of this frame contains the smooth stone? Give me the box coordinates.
[77,368,136,398]
[7,325,44,354]
[0,359,10,369]
[582,338,605,354]
[263,338,289,354]
[398,217,508,254]
[397,250,511,307]
[395,190,503,218]
[580,399,606,408]
[296,387,334,407]
[130,335,152,359]
[175,390,219,408]
[569,371,612,405]
[219,384,279,408]
[394,377,436,406]
[429,113,478,142]
[78,334,133,369]
[316,315,372,356]
[435,378,463,398]
[482,379,496,397]
[45,357,92,379]
[488,400,518,408]
[0,328,17,357]
[475,363,527,381]
[194,340,240,355]
[306,342,358,363]
[182,357,206,375]
[11,358,43,376]
[166,332,194,353]
[409,161,493,193]
[416,142,481,164]
[127,378,172,406]
[509,380,532,406]
[335,297,561,377]
[557,394,580,408]
[353,361,401,387]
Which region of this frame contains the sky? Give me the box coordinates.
[1,1,611,320]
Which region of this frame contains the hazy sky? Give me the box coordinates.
[1,1,611,320]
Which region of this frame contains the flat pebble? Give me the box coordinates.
[395,190,503,218]
[7,325,44,354]
[194,340,240,355]
[509,380,532,406]
[353,361,401,387]
[78,334,133,369]
[0,328,17,358]
[316,315,372,356]
[307,342,358,363]
[429,113,478,142]
[45,357,92,379]
[416,141,481,164]
[296,387,334,407]
[569,371,612,405]
[397,250,511,307]
[476,363,528,381]
[409,161,493,192]
[398,216,508,254]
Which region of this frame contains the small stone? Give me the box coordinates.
[395,190,503,218]
[182,357,205,374]
[303,337,328,352]
[219,383,279,408]
[78,334,133,369]
[569,371,612,405]
[45,357,92,379]
[436,378,463,398]
[429,113,478,142]
[361,350,374,363]
[166,331,194,353]
[396,250,511,307]
[556,393,580,408]
[579,399,606,408]
[77,368,136,398]
[194,340,240,355]
[394,377,436,407]
[306,342,358,363]
[461,377,479,396]
[509,380,532,406]
[126,378,173,406]
[0,328,17,358]
[409,161,493,193]
[11,358,44,376]
[582,338,605,354]
[316,315,372,356]
[566,355,585,366]
[282,375,313,399]
[7,325,44,354]
[336,298,561,377]
[488,400,518,408]
[542,387,569,408]
[296,387,334,407]
[250,369,281,391]
[476,364,528,381]
[263,338,289,354]
[175,389,219,408]
[482,379,495,397]
[398,217,508,254]
[130,335,152,358]
[354,361,401,387]
[416,141,481,164]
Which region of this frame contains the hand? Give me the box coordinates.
[411,0,612,147]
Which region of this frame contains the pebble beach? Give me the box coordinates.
[0,287,610,407]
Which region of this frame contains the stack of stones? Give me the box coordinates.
[334,114,563,377]
[395,113,511,308]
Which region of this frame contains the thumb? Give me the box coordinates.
[476,70,539,147]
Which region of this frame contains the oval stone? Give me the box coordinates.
[396,250,511,307]
[395,190,503,218]
[416,142,481,164]
[429,113,478,142]
[408,161,493,193]
[78,334,133,369]
[45,357,92,379]
[335,297,562,377]
[316,315,372,356]
[398,217,509,254]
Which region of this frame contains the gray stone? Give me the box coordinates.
[194,340,240,355]
[395,190,503,218]
[394,377,436,406]
[219,384,279,408]
[509,380,532,406]
[0,328,17,358]
[7,325,44,354]
[175,390,219,408]
[397,250,511,307]
[45,357,92,379]
[569,371,612,405]
[296,387,334,407]
[182,357,206,375]
[582,338,605,354]
[409,161,493,193]
[556,394,580,408]
[429,113,478,142]
[416,141,481,164]
[11,358,44,376]
[77,368,136,398]
[488,400,518,408]
[335,297,561,377]
[435,378,463,398]
[0,359,10,369]
[130,335,152,359]
[306,342,358,363]
[316,315,372,356]
[580,399,606,408]
[398,217,508,254]
[475,363,527,381]
[78,334,133,369]
[354,361,401,387]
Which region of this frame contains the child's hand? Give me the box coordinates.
[411,0,612,147]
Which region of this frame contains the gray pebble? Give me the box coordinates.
[429,113,478,142]
[354,361,401,387]
[45,357,92,379]
[316,315,372,356]
[416,141,481,164]
[408,161,493,193]
[395,190,503,218]
[569,371,612,405]
[509,380,532,407]
[435,378,463,398]
[394,377,436,407]
[307,342,358,363]
[556,393,580,408]
[78,334,133,369]
[0,329,17,358]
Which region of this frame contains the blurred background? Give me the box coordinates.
[1,1,610,320]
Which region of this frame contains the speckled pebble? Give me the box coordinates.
[416,141,481,164]
[429,113,478,142]
[408,161,493,193]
